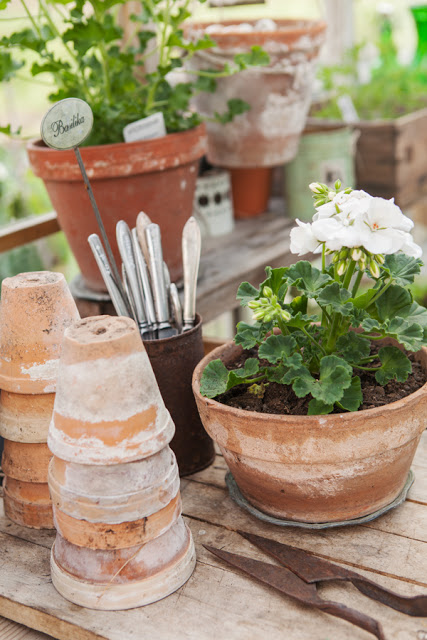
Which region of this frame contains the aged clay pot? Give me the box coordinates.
[48,446,179,524]
[3,477,53,529]
[187,20,326,168]
[27,126,207,291]
[0,272,79,395]
[52,492,181,550]
[2,440,51,483]
[51,518,196,610]
[48,316,175,465]
[193,340,427,523]
[229,167,273,218]
[0,392,55,443]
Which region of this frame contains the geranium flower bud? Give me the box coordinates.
[332,252,340,264]
[351,248,362,261]
[263,313,272,323]
[358,258,366,271]
[263,286,273,298]
[334,179,341,190]
[253,310,265,322]
[281,310,291,322]
[247,300,260,310]
[309,182,323,194]
[259,298,269,305]
[369,260,380,278]
[339,248,349,260]
[337,260,347,276]
[375,254,385,265]
[328,191,336,201]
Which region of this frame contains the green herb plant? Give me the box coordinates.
[0,0,269,145]
[200,181,427,415]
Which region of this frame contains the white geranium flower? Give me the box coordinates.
[312,216,361,251]
[290,219,319,256]
[353,198,414,254]
[313,189,372,222]
[399,233,423,258]
[365,197,414,232]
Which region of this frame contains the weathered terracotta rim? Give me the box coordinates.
[189,19,327,43]
[193,339,427,429]
[27,124,207,181]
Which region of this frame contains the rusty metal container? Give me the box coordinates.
[144,315,214,476]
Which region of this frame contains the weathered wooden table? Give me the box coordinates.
[0,432,426,640]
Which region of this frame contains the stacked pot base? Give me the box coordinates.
[47,316,196,609]
[51,519,196,610]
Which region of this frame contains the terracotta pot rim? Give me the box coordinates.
[193,339,427,427]
[189,18,327,42]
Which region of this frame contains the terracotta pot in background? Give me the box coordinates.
[27,126,207,291]
[0,392,55,443]
[230,167,273,219]
[51,519,196,610]
[187,20,326,168]
[2,440,52,483]
[48,316,175,465]
[193,341,427,523]
[0,272,79,395]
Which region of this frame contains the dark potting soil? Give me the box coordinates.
[216,347,427,415]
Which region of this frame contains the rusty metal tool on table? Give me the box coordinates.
[205,543,386,640]
[238,531,427,617]
[182,216,201,331]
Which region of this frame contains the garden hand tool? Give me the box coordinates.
[169,283,183,334]
[116,221,152,339]
[145,223,178,339]
[136,211,152,265]
[239,531,427,617]
[182,216,201,331]
[88,234,130,318]
[131,228,157,336]
[204,544,386,640]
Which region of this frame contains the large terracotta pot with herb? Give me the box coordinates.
[193,181,427,524]
[27,128,207,291]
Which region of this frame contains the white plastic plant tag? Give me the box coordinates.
[123,112,166,143]
[337,95,359,124]
[41,98,93,150]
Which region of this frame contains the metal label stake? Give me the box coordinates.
[40,98,130,313]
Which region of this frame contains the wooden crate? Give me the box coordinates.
[306,108,427,207]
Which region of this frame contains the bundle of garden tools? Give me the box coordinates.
[89,212,201,340]
[205,531,427,640]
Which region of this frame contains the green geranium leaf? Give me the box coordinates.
[317,283,354,316]
[266,364,287,383]
[350,289,377,310]
[308,399,334,415]
[289,355,352,404]
[215,98,250,124]
[397,301,427,328]
[234,45,270,70]
[200,359,229,398]
[286,261,332,297]
[290,295,308,315]
[258,334,297,364]
[382,254,423,286]
[286,312,319,330]
[375,346,412,385]
[375,285,412,322]
[362,316,424,351]
[234,321,265,349]
[260,266,288,297]
[337,332,371,362]
[281,353,306,384]
[231,358,259,379]
[0,0,12,8]
[338,376,363,411]
[0,51,24,82]
[237,281,259,307]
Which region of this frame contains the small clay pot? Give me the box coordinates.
[0,392,55,443]
[51,518,196,610]
[52,493,182,550]
[48,446,180,524]
[3,477,54,529]
[48,316,175,464]
[0,272,80,394]
[2,440,52,483]
[229,167,273,219]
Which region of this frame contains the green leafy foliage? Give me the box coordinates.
[200,180,427,416]
[0,0,269,145]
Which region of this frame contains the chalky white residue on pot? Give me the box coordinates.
[54,350,167,424]
[20,358,59,382]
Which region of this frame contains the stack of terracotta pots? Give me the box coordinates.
[48,315,196,610]
[0,272,80,529]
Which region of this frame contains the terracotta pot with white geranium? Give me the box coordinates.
[193,180,427,524]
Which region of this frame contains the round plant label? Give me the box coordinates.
[41,98,93,150]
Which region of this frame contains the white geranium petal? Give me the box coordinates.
[400,233,423,258]
[290,219,319,256]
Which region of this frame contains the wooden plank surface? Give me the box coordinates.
[0,213,61,253]
[0,432,426,640]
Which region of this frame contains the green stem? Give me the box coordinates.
[301,327,327,356]
[352,364,380,371]
[363,334,384,340]
[20,0,41,37]
[322,243,326,273]
[243,374,267,385]
[351,270,364,297]
[277,318,290,336]
[366,278,393,309]
[343,259,356,290]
